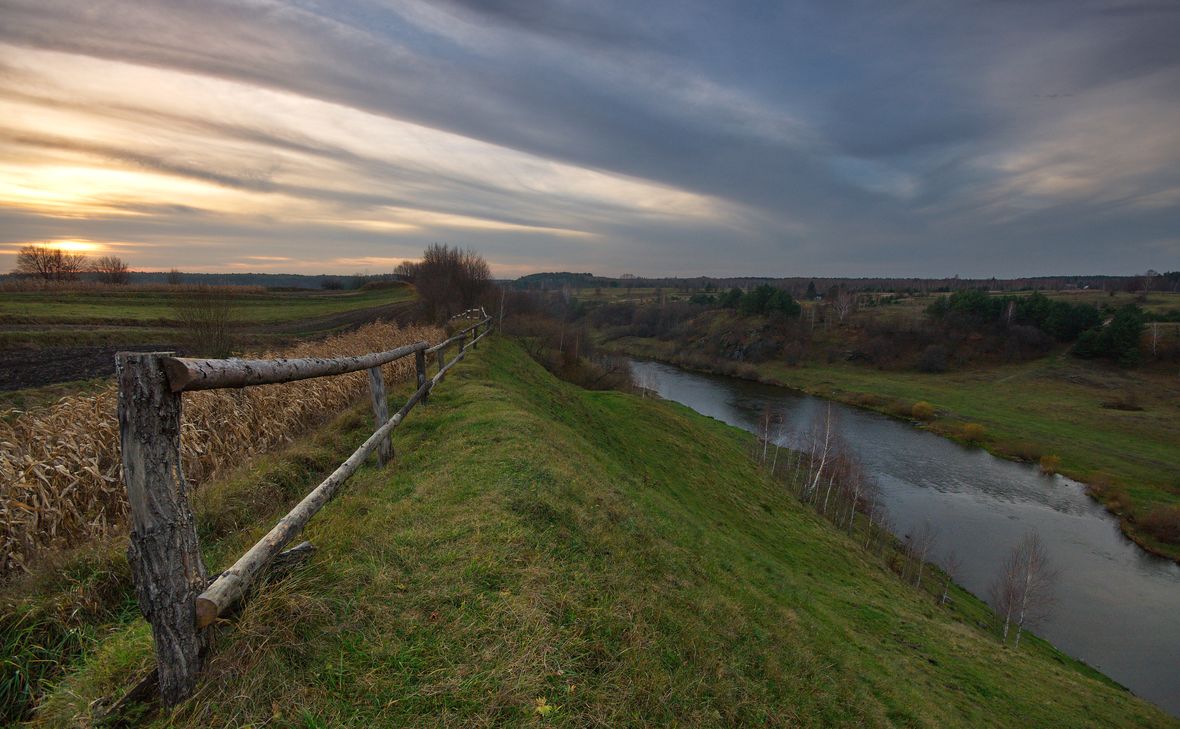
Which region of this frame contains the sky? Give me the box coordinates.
[0,1,1178,278]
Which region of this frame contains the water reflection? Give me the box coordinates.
[631,359,1180,716]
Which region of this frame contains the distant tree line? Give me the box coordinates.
[513,270,1180,296]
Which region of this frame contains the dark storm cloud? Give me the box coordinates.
[0,0,1176,275]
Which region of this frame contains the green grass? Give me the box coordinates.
[610,334,1180,560]
[0,285,414,325]
[14,338,1173,726]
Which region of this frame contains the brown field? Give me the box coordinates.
[0,321,443,577]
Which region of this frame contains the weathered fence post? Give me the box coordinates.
[471,321,480,349]
[458,331,467,353]
[437,344,446,375]
[117,352,207,705]
[415,349,428,402]
[367,366,393,465]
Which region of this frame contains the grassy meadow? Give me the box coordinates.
[7,338,1173,726]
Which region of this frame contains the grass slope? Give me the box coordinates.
[26,339,1173,727]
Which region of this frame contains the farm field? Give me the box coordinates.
[6,338,1173,726]
[0,283,418,390]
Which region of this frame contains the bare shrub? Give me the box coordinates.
[961,423,986,444]
[89,255,130,285]
[911,401,935,420]
[1039,454,1061,475]
[1001,440,1044,462]
[1139,506,1180,544]
[174,286,236,358]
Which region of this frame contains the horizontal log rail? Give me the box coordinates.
[425,317,485,354]
[162,341,429,393]
[117,315,492,704]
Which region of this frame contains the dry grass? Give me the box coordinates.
[0,321,443,576]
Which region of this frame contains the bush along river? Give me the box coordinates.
[630,358,1180,717]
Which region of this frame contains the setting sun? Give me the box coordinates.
[45,239,103,253]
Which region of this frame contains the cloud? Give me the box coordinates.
[0,0,1176,276]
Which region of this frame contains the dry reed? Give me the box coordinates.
[0,321,443,576]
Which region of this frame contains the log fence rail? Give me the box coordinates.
[116,311,492,704]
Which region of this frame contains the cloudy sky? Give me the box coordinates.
[1,1,1177,277]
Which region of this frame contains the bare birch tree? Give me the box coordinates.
[805,405,835,501]
[989,531,1058,646]
[833,288,857,323]
[940,551,961,606]
[909,520,938,589]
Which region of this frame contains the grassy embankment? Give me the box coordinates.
[0,283,416,349]
[607,333,1180,560]
[8,338,1172,726]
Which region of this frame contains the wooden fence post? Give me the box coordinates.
[437,344,446,375]
[367,366,392,465]
[471,321,480,349]
[117,352,207,705]
[415,349,428,402]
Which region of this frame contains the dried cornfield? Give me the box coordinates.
[0,321,443,577]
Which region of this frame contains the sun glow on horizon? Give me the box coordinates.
[45,239,104,253]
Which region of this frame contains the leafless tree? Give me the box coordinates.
[989,531,1058,646]
[166,268,183,285]
[90,254,130,284]
[940,551,962,606]
[833,288,857,324]
[769,413,789,475]
[174,286,236,357]
[842,456,870,534]
[634,369,659,398]
[12,244,88,280]
[804,405,835,502]
[756,405,776,464]
[908,520,938,589]
[1150,322,1161,358]
[404,244,492,321]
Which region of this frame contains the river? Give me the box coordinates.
[629,358,1180,716]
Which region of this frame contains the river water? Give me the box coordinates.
[629,359,1180,716]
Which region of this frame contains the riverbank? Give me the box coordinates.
[7,339,1173,726]
[605,336,1180,562]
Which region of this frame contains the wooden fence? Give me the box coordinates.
[115,311,492,704]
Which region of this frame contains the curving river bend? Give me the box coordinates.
[629,359,1180,717]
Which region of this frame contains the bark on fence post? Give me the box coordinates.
[117,351,208,705]
[415,349,428,403]
[367,366,392,466]
[437,344,446,375]
[472,321,480,349]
